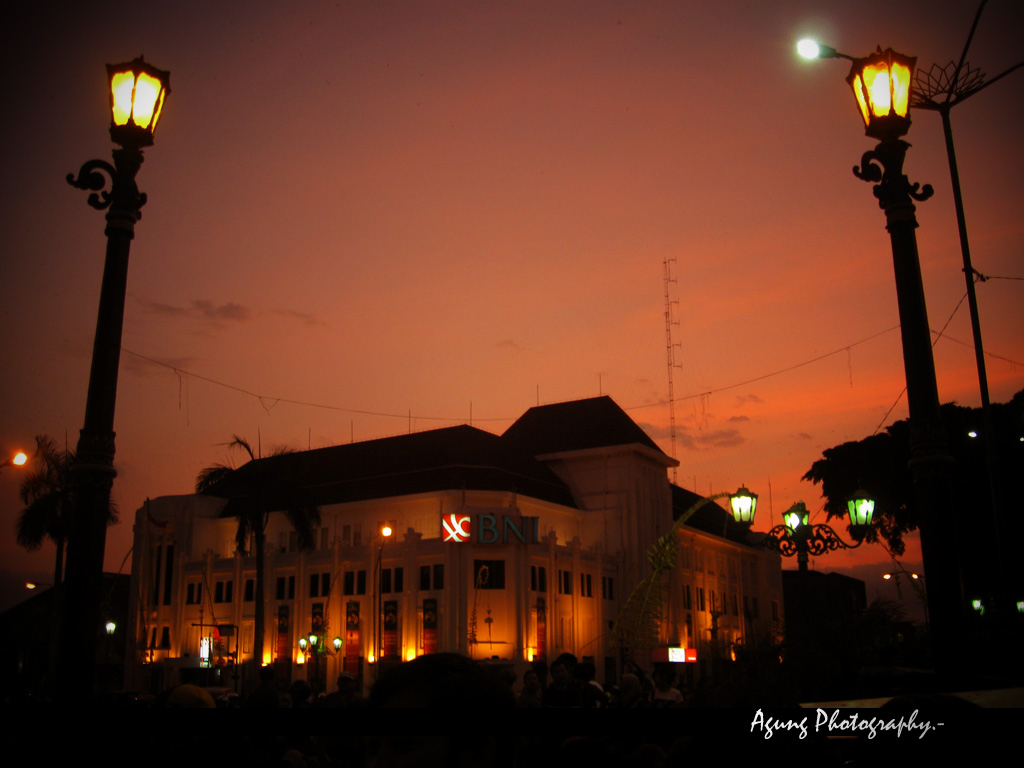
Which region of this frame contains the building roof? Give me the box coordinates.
[671,485,755,545]
[203,424,579,514]
[502,396,665,457]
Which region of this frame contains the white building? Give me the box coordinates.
[126,396,782,692]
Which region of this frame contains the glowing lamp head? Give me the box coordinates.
[846,489,875,534]
[797,39,841,60]
[332,637,342,652]
[783,503,809,535]
[298,637,308,651]
[12,451,27,466]
[381,525,393,538]
[730,486,758,526]
[107,57,170,148]
[846,47,915,141]
[307,633,318,649]
[106,621,116,636]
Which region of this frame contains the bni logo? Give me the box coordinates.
[442,514,472,542]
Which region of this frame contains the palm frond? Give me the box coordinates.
[195,463,237,494]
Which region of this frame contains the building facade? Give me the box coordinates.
[125,397,782,692]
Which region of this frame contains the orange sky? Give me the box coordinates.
[1,1,1022,619]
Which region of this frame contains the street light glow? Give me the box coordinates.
[797,39,822,59]
[12,452,27,466]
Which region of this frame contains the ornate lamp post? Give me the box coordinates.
[61,57,170,697]
[800,40,967,669]
[731,492,874,571]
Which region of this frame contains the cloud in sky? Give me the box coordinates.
[677,426,745,450]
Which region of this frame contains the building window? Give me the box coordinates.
[531,565,547,593]
[683,584,692,610]
[753,597,760,619]
[344,570,367,596]
[732,593,739,616]
[601,576,614,600]
[352,524,362,547]
[244,579,254,602]
[215,580,233,603]
[342,525,351,546]
[289,531,297,553]
[309,573,330,598]
[559,570,572,596]
[710,590,716,613]
[186,582,202,605]
[580,573,592,598]
[160,627,171,649]
[698,587,705,612]
[420,565,430,591]
[276,576,295,600]
[320,527,329,550]
[378,567,404,594]
[433,564,444,590]
[474,560,505,590]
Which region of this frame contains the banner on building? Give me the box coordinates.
[276,604,290,661]
[423,598,437,655]
[383,599,398,658]
[345,600,360,673]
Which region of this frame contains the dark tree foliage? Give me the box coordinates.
[803,390,1024,584]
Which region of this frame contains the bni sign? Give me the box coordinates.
[441,513,539,544]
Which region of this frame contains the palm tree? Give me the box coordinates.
[196,435,321,674]
[16,434,118,586]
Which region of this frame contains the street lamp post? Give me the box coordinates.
[801,41,968,670]
[846,46,966,672]
[61,57,170,698]
[912,0,1023,621]
[374,525,393,668]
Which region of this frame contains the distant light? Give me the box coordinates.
[106,621,116,636]
[883,573,892,580]
[25,582,38,589]
[797,39,822,59]
[910,573,920,580]
[382,525,393,538]
[968,431,978,438]
[12,452,27,466]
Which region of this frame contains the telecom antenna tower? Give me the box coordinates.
[663,259,681,484]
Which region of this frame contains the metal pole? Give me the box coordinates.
[854,138,966,674]
[61,148,145,698]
